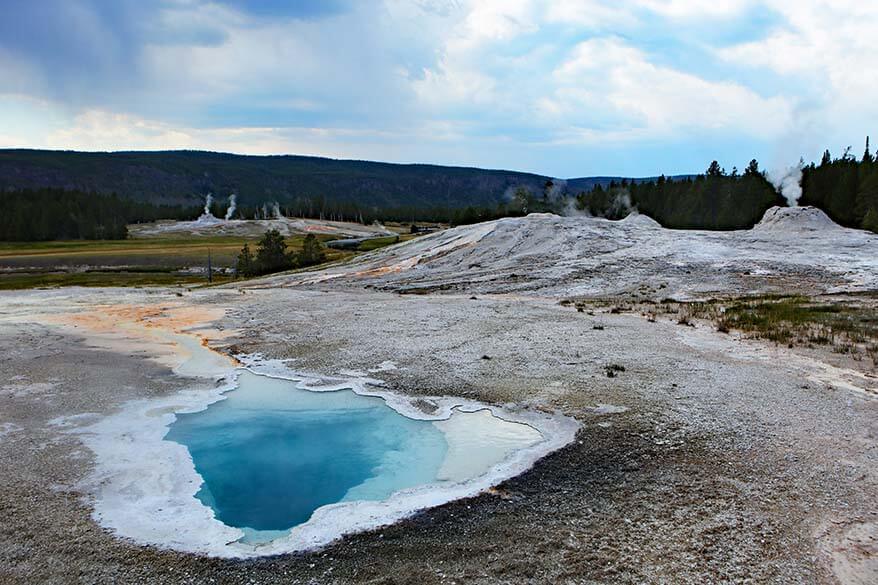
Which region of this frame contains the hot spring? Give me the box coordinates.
[165,370,545,544]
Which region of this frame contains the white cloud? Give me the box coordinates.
[636,0,753,18]
[41,109,345,155]
[717,1,878,153]
[719,2,876,75]
[543,38,793,139]
[409,1,796,145]
[36,107,469,161]
[410,0,539,108]
[456,0,539,47]
[545,0,637,27]
[46,110,196,151]
[413,63,498,107]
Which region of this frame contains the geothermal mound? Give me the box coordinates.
[620,212,662,228]
[272,208,877,298]
[130,216,394,239]
[753,206,841,233]
[190,212,225,227]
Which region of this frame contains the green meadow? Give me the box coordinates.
[0,233,362,290]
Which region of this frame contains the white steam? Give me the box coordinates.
[258,202,283,220]
[545,179,567,201]
[502,184,522,201]
[224,194,237,220]
[193,193,222,226]
[609,190,634,218]
[563,198,590,217]
[767,163,804,207]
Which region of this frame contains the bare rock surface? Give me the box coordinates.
[1,210,877,583]
[754,206,842,233]
[263,210,878,299]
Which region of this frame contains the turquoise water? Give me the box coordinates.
[165,370,448,540]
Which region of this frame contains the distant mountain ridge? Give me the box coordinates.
[0,149,688,211]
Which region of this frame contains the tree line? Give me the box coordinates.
[232,199,460,225]
[3,140,878,240]
[451,143,878,234]
[236,230,326,277]
[577,159,784,230]
[0,188,201,241]
[800,140,878,232]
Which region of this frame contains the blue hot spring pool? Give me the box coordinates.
[165,370,454,542]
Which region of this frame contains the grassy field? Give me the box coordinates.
[0,233,361,290]
[0,271,236,290]
[564,294,878,367]
[688,295,878,362]
[351,233,424,252]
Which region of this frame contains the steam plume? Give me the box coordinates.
[608,190,634,218]
[767,163,803,207]
[546,179,567,201]
[224,194,237,220]
[203,193,214,216]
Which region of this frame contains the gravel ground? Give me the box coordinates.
[1,284,875,584]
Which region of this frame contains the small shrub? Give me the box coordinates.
[605,364,626,377]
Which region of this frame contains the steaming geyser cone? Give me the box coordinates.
[620,212,661,228]
[192,212,225,227]
[753,206,842,233]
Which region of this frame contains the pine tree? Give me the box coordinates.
[236,243,254,277]
[297,234,326,267]
[706,161,724,177]
[862,207,878,233]
[254,229,293,274]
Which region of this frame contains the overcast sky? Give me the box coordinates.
[0,0,874,177]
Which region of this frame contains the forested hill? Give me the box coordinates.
[0,149,638,211]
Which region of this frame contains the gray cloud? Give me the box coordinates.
[0,1,155,98]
